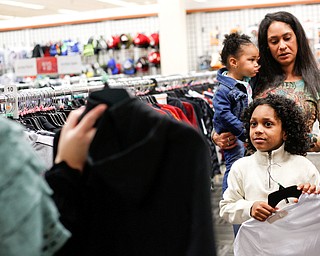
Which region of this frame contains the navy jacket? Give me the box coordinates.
[213,68,248,141]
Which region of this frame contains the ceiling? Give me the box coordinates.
[0,0,313,20]
[0,0,158,19]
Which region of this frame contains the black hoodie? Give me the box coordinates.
[46,88,216,256]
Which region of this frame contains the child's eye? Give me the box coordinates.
[250,122,257,127]
[265,121,272,127]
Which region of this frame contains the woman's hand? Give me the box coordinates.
[211,131,237,149]
[293,183,317,202]
[251,201,276,222]
[54,104,107,172]
[308,133,320,152]
[297,183,317,194]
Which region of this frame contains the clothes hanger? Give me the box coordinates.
[78,87,131,127]
[268,185,302,208]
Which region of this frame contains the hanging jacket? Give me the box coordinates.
[46,89,216,256]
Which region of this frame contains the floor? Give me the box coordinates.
[211,170,235,256]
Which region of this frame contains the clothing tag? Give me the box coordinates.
[267,210,288,224]
[201,118,207,135]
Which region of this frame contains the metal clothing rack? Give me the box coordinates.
[0,71,217,119]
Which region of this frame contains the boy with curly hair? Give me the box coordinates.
[220,94,319,226]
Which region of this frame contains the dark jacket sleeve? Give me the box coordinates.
[45,162,87,256]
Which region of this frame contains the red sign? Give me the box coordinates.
[36,57,58,74]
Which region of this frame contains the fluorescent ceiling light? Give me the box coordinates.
[194,0,207,2]
[0,0,44,9]
[97,0,138,8]
[0,14,14,19]
[58,9,79,15]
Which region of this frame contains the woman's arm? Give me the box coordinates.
[46,103,107,210]
[45,104,107,255]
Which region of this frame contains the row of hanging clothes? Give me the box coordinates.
[0,71,221,177]
[140,73,221,179]
[0,82,105,169]
[48,73,219,255]
[105,72,221,178]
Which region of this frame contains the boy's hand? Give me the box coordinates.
[250,201,276,222]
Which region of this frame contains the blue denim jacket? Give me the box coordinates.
[213,68,248,142]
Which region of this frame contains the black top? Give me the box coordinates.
[46,89,216,256]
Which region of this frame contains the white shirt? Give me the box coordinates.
[234,193,320,256]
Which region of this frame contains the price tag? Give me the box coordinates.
[4,84,18,119]
[4,84,17,94]
[36,57,58,74]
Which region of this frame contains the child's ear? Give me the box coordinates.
[283,131,287,141]
[229,57,238,68]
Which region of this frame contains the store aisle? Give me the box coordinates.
[211,170,235,256]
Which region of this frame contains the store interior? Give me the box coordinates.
[0,1,319,117]
[0,0,320,79]
[0,1,320,255]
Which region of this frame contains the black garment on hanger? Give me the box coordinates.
[47,92,216,256]
[78,88,131,127]
[32,44,44,58]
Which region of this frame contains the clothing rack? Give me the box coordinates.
[153,71,217,85]
[0,71,217,119]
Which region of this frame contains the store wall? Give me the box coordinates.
[0,17,160,75]
[188,3,320,71]
[0,3,320,75]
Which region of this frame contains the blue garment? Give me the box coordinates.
[213,67,249,141]
[213,67,248,193]
[233,224,241,237]
[222,140,245,193]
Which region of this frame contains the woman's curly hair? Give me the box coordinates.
[241,94,309,155]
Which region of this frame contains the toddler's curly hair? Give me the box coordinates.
[241,94,309,155]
